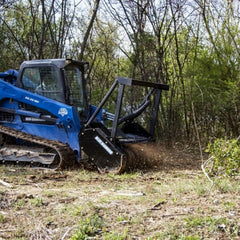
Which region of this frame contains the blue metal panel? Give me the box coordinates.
[0,69,18,85]
[90,105,105,124]
[0,79,82,160]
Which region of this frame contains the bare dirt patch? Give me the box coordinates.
[0,145,239,239]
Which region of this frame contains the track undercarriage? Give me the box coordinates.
[0,125,128,173]
[0,125,76,170]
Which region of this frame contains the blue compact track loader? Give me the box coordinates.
[0,59,169,173]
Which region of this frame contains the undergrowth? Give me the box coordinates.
[206,138,240,176]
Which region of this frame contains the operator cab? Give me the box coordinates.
[17,59,89,119]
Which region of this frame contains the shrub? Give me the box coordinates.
[206,138,240,176]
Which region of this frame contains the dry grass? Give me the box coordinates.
[0,144,239,239]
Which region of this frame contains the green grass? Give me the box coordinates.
[0,213,6,223]
[30,197,43,207]
[102,228,129,240]
[184,216,228,233]
[69,213,104,240]
[14,199,26,209]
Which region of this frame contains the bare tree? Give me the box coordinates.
[79,0,100,61]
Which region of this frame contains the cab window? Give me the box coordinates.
[22,66,64,102]
[65,66,87,112]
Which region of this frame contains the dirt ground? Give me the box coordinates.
[0,143,239,239]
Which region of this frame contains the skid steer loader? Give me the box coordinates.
[0,59,169,173]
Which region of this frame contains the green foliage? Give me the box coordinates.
[69,214,104,240]
[186,45,240,140]
[14,199,25,209]
[0,0,74,69]
[102,229,129,240]
[30,197,43,207]
[206,138,240,176]
[0,213,6,223]
[176,236,200,240]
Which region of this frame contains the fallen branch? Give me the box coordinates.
[201,156,214,192]
[0,229,17,232]
[0,179,12,188]
[61,226,76,240]
[161,213,188,218]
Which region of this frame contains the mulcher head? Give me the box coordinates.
[81,77,169,174]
